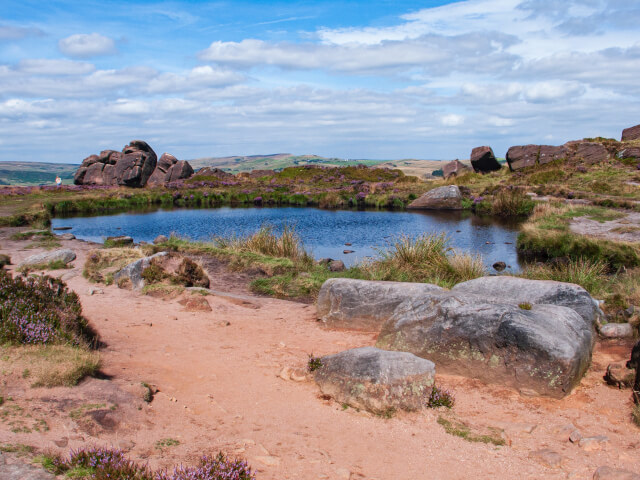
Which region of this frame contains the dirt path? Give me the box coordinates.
[1,230,639,479]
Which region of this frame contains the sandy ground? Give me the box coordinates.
[0,229,639,480]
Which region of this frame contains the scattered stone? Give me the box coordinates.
[604,363,636,388]
[593,466,640,480]
[407,185,463,210]
[313,347,435,414]
[451,275,601,327]
[442,159,471,179]
[87,288,104,295]
[579,435,609,451]
[470,146,501,173]
[154,235,169,244]
[529,449,563,468]
[54,437,69,447]
[343,250,355,254]
[58,233,76,240]
[113,252,168,290]
[569,429,582,443]
[622,124,640,142]
[18,248,76,268]
[317,278,445,332]
[492,261,506,272]
[329,260,345,272]
[52,226,72,231]
[106,235,133,246]
[599,323,634,339]
[345,243,352,246]
[178,295,212,312]
[377,292,593,398]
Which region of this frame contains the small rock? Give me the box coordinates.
[579,436,608,451]
[329,260,345,272]
[53,226,72,231]
[88,288,104,296]
[492,261,506,272]
[599,323,634,339]
[624,305,635,319]
[569,429,582,443]
[106,235,134,246]
[178,295,212,312]
[604,363,636,389]
[290,368,308,382]
[58,233,76,240]
[54,437,69,447]
[529,449,563,468]
[344,243,352,246]
[343,250,355,254]
[593,466,640,480]
[278,366,292,381]
[154,235,169,244]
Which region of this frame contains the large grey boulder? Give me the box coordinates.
[18,249,76,268]
[313,346,435,414]
[317,278,445,332]
[451,276,600,328]
[407,185,463,210]
[113,252,168,290]
[377,293,593,398]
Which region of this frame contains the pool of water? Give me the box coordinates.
[52,207,523,270]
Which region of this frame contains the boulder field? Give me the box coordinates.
[74,140,194,187]
[316,276,600,399]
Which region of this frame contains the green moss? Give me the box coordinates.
[437,416,505,446]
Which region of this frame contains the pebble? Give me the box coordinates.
[599,323,634,339]
[88,288,104,295]
[343,250,355,254]
[579,435,609,451]
[529,449,563,468]
[569,429,582,443]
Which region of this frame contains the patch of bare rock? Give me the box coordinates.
[315,276,601,402]
[407,185,463,209]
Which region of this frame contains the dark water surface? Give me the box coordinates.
[52,207,522,270]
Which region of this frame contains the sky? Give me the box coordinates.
[1,0,640,163]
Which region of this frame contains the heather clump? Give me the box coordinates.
[45,447,255,480]
[0,270,92,345]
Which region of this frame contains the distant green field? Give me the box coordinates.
[0,162,78,186]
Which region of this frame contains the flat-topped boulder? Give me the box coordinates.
[313,347,436,414]
[470,146,501,173]
[451,276,600,327]
[622,124,640,141]
[317,278,445,332]
[377,292,593,398]
[18,249,76,268]
[506,145,567,171]
[407,185,463,210]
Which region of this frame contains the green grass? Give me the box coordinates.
[155,438,180,449]
[69,403,107,419]
[437,416,505,446]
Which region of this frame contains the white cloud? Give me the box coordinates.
[0,24,44,40]
[441,114,465,126]
[18,59,95,75]
[58,33,117,58]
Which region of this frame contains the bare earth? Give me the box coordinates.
[0,230,639,480]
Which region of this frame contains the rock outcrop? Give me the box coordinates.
[114,252,168,289]
[407,185,463,210]
[313,347,435,414]
[18,249,76,268]
[506,145,567,171]
[442,160,470,179]
[317,278,445,332]
[74,140,158,187]
[376,292,593,398]
[622,124,640,142]
[193,167,236,181]
[451,276,600,327]
[470,146,501,173]
[565,141,610,165]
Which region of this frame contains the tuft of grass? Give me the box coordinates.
[520,257,610,297]
[437,416,505,446]
[633,404,640,427]
[0,443,35,456]
[17,259,71,274]
[489,189,536,217]
[0,345,100,387]
[69,403,107,420]
[155,438,180,449]
[83,248,144,284]
[518,302,532,310]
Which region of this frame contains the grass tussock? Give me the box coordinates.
[0,345,100,387]
[520,257,610,297]
[83,248,144,284]
[489,189,536,217]
[213,224,312,265]
[437,416,505,446]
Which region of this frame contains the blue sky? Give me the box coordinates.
[1,0,640,163]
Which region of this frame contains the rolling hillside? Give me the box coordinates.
[0,161,78,186]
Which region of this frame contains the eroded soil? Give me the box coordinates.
[0,228,639,480]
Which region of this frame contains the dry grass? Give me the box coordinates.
[0,345,100,387]
[83,247,144,284]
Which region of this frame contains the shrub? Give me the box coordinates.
[307,354,324,372]
[427,385,455,408]
[633,404,640,428]
[518,302,532,310]
[141,262,168,284]
[0,270,93,346]
[174,258,210,288]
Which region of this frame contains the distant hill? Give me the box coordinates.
[188,154,453,178]
[0,161,78,186]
